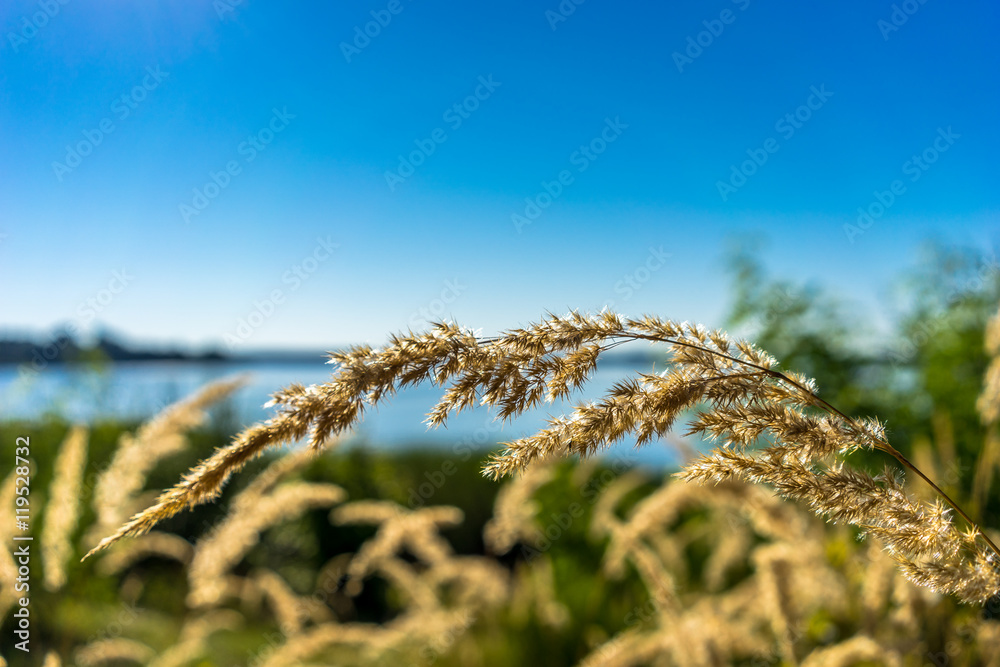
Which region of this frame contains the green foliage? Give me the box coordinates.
[724,239,1000,520]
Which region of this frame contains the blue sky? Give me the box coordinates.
[1,0,997,351]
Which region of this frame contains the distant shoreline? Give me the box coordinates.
[0,335,661,368]
[0,333,327,366]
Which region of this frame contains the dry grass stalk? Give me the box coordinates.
[974,430,1000,518]
[858,539,898,633]
[588,466,852,664]
[591,480,683,610]
[483,460,556,554]
[82,381,349,561]
[320,494,508,660]
[235,445,319,504]
[798,636,902,667]
[182,445,340,608]
[596,474,813,601]
[372,557,440,610]
[249,569,321,636]
[41,425,88,591]
[0,471,21,618]
[75,638,155,666]
[753,543,801,665]
[331,501,463,593]
[978,621,1000,667]
[667,614,724,667]
[702,519,751,592]
[147,609,243,667]
[187,481,346,608]
[259,608,474,667]
[578,627,670,667]
[508,555,569,629]
[979,303,1000,425]
[586,492,875,666]
[90,377,246,540]
[95,531,193,576]
[887,570,928,643]
[696,583,775,656]
[425,556,510,610]
[975,304,1000,515]
[579,574,774,667]
[89,311,1000,605]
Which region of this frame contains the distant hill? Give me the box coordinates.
[0,331,660,368]
[0,332,228,366]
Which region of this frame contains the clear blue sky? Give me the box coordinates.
[1,0,996,351]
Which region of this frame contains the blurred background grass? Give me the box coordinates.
[2,242,999,665]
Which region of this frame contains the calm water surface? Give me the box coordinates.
[0,359,684,468]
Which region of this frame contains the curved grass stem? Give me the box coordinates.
[584,328,1000,563]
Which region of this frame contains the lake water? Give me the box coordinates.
[0,358,684,469]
